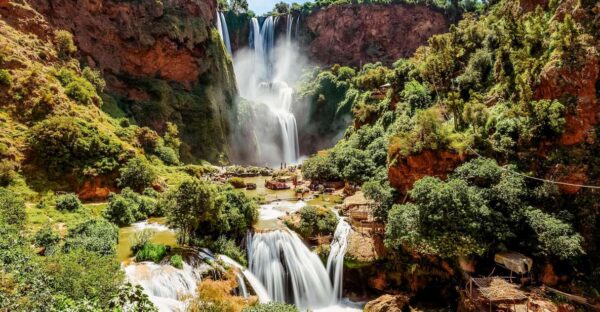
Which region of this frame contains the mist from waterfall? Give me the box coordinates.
[233,15,306,165]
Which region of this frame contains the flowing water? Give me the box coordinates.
[233,15,302,165]
[247,229,334,309]
[327,218,352,302]
[216,11,232,54]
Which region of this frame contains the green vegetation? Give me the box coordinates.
[55,193,83,212]
[135,243,167,263]
[118,158,157,192]
[63,218,119,255]
[170,254,184,269]
[243,302,299,312]
[103,188,159,226]
[297,206,338,238]
[228,176,246,188]
[161,178,258,245]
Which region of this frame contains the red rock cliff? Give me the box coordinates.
[302,4,450,66]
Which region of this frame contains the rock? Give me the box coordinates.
[302,5,449,67]
[364,294,410,312]
[77,176,118,201]
[345,227,385,264]
[388,149,468,193]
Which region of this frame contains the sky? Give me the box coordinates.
[248,0,309,15]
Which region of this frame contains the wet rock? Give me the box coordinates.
[364,294,410,312]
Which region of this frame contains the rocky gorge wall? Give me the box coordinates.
[300,4,450,66]
[26,0,238,163]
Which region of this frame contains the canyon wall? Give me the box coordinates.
[301,4,450,66]
[27,0,238,163]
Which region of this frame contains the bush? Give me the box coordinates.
[302,153,340,182]
[55,194,82,212]
[130,228,156,254]
[0,188,26,230]
[65,78,100,106]
[298,206,338,238]
[28,117,123,176]
[64,219,118,255]
[243,303,299,312]
[135,243,167,263]
[54,30,77,59]
[104,188,158,226]
[201,236,247,267]
[81,67,106,92]
[155,145,180,165]
[170,255,183,269]
[227,177,246,188]
[34,224,61,254]
[0,69,12,86]
[0,160,17,186]
[118,158,157,192]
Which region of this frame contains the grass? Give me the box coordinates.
[26,202,106,234]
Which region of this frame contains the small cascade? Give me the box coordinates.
[219,255,271,303]
[326,218,352,302]
[216,11,232,54]
[248,230,334,309]
[124,262,205,311]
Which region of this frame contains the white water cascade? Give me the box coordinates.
[216,11,232,54]
[218,255,271,303]
[233,15,302,165]
[326,218,352,302]
[247,229,334,309]
[124,262,206,311]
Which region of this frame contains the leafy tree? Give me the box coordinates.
[298,206,338,238]
[64,219,119,255]
[362,180,395,221]
[401,79,432,111]
[28,117,123,176]
[200,185,258,241]
[81,67,106,92]
[524,208,584,260]
[104,188,158,226]
[109,283,158,312]
[302,153,340,182]
[118,158,157,192]
[55,193,83,212]
[161,178,218,244]
[34,224,61,255]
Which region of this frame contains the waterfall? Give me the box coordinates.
[236,16,300,165]
[124,262,205,311]
[216,11,232,54]
[326,218,352,302]
[248,230,334,309]
[218,255,271,303]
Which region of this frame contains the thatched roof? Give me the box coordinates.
[344,191,373,207]
[472,277,528,303]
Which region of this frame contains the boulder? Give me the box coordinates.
[364,294,410,312]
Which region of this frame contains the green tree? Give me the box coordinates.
[302,153,340,182]
[118,158,157,192]
[55,193,83,212]
[161,178,218,244]
[298,206,338,238]
[525,208,584,260]
[54,30,77,59]
[0,188,26,230]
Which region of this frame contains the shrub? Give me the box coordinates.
[135,243,167,263]
[401,79,432,110]
[55,193,82,212]
[65,78,100,106]
[130,229,156,254]
[34,224,61,254]
[302,153,340,182]
[0,160,17,186]
[28,117,123,176]
[104,188,158,226]
[54,30,77,59]
[202,236,247,267]
[298,206,338,238]
[81,67,106,92]
[155,145,180,165]
[170,255,183,269]
[0,188,26,230]
[0,69,12,86]
[64,219,118,255]
[227,177,246,188]
[118,158,157,192]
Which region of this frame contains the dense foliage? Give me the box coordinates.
[103,188,159,226]
[297,206,338,238]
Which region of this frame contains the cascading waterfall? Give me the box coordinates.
[248,229,334,309]
[326,218,352,302]
[232,15,301,165]
[125,262,205,311]
[216,11,232,54]
[218,255,271,303]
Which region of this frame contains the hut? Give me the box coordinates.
[466,277,529,312]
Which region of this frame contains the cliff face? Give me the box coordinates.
[27,0,238,162]
[301,5,450,66]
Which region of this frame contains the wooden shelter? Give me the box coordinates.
[467,277,529,312]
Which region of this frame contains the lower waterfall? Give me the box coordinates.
[327,218,352,302]
[248,229,334,309]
